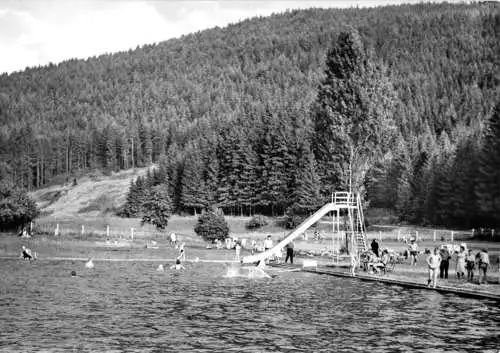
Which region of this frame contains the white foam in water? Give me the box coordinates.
[224,265,271,279]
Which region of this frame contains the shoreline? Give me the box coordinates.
[300,265,500,302]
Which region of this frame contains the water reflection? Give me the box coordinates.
[0,259,498,352]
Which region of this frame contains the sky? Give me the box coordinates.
[0,0,454,75]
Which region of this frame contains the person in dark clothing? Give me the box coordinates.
[285,241,294,264]
[439,246,451,279]
[20,246,33,260]
[371,239,379,257]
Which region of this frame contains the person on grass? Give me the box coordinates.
[285,241,295,264]
[409,239,418,267]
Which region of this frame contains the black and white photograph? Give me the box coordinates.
[0,0,499,352]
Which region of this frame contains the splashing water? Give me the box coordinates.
[224,264,271,279]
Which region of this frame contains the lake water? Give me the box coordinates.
[0,259,498,352]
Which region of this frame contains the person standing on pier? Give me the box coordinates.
[439,245,451,279]
[371,239,379,257]
[465,249,475,282]
[285,241,295,264]
[409,239,419,266]
[427,248,442,288]
[476,249,490,285]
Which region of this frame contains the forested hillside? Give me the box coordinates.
[0,2,499,228]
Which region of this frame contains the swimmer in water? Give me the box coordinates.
[170,259,185,271]
[20,245,34,261]
[178,243,186,261]
[85,258,94,269]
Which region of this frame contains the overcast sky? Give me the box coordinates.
[0,0,454,75]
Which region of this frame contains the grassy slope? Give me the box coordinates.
[27,168,286,241]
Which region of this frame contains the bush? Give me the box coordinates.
[245,215,268,230]
[140,185,172,230]
[194,209,229,242]
[278,212,307,230]
[0,181,40,231]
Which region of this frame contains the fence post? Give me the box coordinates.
[451,231,454,242]
[492,229,495,238]
[397,230,400,241]
[30,222,33,234]
[55,224,59,236]
[433,231,436,242]
[131,228,134,240]
[379,231,382,241]
[81,225,85,236]
[106,225,110,238]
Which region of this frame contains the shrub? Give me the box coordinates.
[245,215,268,230]
[194,209,229,242]
[0,181,40,231]
[278,212,307,230]
[140,185,172,230]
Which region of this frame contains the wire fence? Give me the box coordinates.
[30,221,166,240]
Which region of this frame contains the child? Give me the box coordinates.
[350,252,358,277]
[20,246,33,261]
[178,243,186,261]
[170,259,185,271]
[234,242,242,262]
[466,249,475,282]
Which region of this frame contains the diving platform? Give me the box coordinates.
[242,192,368,264]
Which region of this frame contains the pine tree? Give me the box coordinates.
[290,141,322,214]
[313,30,397,196]
[475,101,500,226]
[141,184,172,230]
[181,142,206,214]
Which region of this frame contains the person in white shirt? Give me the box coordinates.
[264,235,273,251]
[409,239,419,266]
[234,242,242,262]
[170,232,177,246]
[426,248,442,288]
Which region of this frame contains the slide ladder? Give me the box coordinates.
[242,202,338,264]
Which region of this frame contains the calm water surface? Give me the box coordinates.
[0,259,498,352]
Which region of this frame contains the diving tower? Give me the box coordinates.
[242,192,368,264]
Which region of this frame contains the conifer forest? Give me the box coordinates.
[0,3,499,228]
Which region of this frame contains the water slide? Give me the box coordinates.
[242,202,338,264]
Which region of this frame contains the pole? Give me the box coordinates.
[131,227,134,240]
[451,231,454,242]
[107,225,110,238]
[397,230,400,241]
[416,231,419,242]
[81,225,85,236]
[433,231,436,242]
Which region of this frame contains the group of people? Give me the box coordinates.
[426,246,491,288]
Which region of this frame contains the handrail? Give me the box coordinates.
[332,191,356,206]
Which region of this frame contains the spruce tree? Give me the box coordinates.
[475,101,500,226]
[313,30,397,196]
